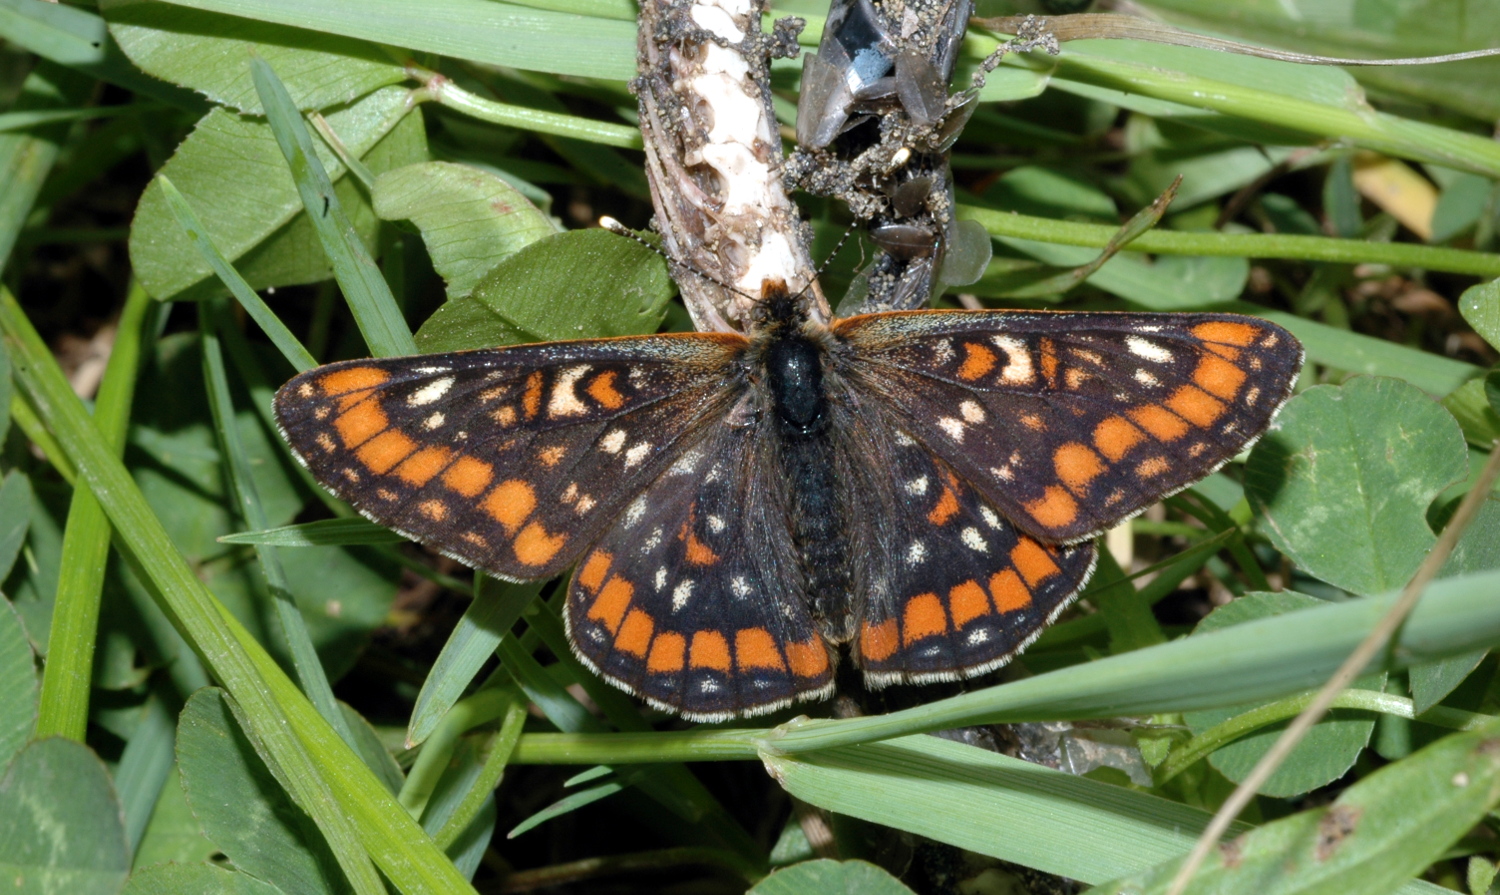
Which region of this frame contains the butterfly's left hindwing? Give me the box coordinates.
[566,415,835,720]
[273,334,746,581]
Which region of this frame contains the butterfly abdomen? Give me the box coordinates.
[761,315,855,638]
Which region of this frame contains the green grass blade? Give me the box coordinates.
[200,301,356,748]
[153,0,638,80]
[35,282,151,741]
[219,518,404,547]
[250,57,416,358]
[0,287,475,894]
[158,175,317,372]
[433,690,528,850]
[958,205,1500,278]
[408,577,541,746]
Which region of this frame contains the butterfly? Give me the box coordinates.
[274,281,1302,720]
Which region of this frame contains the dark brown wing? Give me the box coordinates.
[835,310,1302,543]
[273,334,747,580]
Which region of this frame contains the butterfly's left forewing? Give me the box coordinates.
[273,334,746,582]
[836,310,1302,543]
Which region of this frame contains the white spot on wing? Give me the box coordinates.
[1134,368,1160,387]
[548,366,591,417]
[905,475,929,496]
[600,429,627,453]
[708,515,725,533]
[423,412,445,430]
[938,418,965,442]
[672,579,695,611]
[623,496,647,527]
[961,527,988,552]
[655,567,667,591]
[731,577,751,598]
[625,442,652,468]
[1126,336,1174,363]
[407,377,454,406]
[960,400,985,423]
[967,629,991,645]
[980,506,1002,529]
[993,335,1034,385]
[906,541,927,565]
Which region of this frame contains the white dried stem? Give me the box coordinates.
[636,0,826,330]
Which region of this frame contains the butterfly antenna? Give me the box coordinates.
[598,216,759,303]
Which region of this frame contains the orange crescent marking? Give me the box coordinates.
[1011,539,1061,587]
[902,593,948,645]
[586,370,626,409]
[785,638,830,678]
[1165,384,1226,427]
[334,400,387,448]
[355,429,417,474]
[948,580,991,627]
[577,550,612,594]
[647,633,686,672]
[442,456,494,498]
[957,342,997,380]
[988,569,1032,612]
[522,371,545,419]
[320,366,389,395]
[689,631,731,671]
[587,575,633,634]
[394,446,454,486]
[859,619,899,662]
[1093,416,1144,462]
[615,609,655,657]
[1128,404,1190,442]
[1054,442,1105,495]
[735,628,786,671]
[1193,354,1248,401]
[1024,486,1078,530]
[484,479,537,535]
[513,522,567,567]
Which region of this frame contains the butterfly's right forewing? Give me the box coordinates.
[273,334,746,582]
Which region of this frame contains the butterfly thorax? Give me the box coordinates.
[751,282,855,639]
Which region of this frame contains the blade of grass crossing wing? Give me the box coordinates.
[0,287,475,894]
[408,576,542,746]
[200,300,357,748]
[220,518,404,547]
[35,282,151,741]
[158,174,317,372]
[250,58,416,358]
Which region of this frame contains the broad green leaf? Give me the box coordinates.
[0,738,129,894]
[232,106,428,301]
[1183,592,1382,798]
[177,689,350,895]
[131,767,219,870]
[0,471,31,582]
[0,596,36,770]
[1442,378,1500,448]
[1459,279,1500,351]
[1088,717,1500,895]
[414,229,674,352]
[129,86,413,300]
[749,859,917,895]
[124,862,286,895]
[373,161,559,299]
[102,0,405,114]
[1245,377,1469,596]
[1431,172,1493,244]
